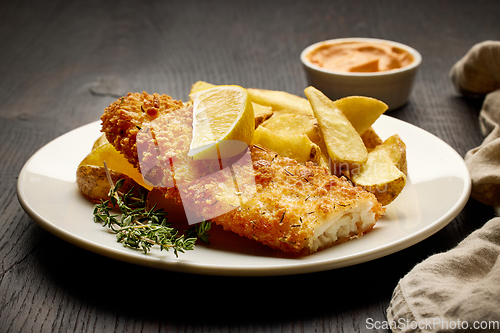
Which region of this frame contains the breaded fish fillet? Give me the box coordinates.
[178,144,384,254]
[101,92,384,254]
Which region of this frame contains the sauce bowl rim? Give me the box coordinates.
[300,37,422,77]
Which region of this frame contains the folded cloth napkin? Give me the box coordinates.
[450,41,500,96]
[453,41,500,214]
[464,89,500,215]
[386,217,500,332]
[386,41,500,332]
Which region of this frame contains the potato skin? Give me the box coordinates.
[305,86,368,165]
[76,165,143,203]
[350,147,407,206]
[381,135,407,176]
[361,127,384,150]
[360,175,406,206]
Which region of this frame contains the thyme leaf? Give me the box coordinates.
[93,172,210,257]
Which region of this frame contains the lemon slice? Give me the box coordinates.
[189,85,254,160]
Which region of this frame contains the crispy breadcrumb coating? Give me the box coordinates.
[101,92,185,168]
[178,145,384,254]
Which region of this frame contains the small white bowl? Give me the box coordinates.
[300,37,422,110]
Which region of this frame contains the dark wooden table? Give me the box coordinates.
[2,0,499,332]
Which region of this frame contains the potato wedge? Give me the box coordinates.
[305,86,368,165]
[252,102,274,128]
[259,110,331,169]
[333,96,388,135]
[252,126,321,164]
[361,127,383,150]
[76,165,144,203]
[350,148,406,206]
[77,136,152,202]
[247,88,314,116]
[316,139,331,170]
[373,134,407,176]
[260,112,321,145]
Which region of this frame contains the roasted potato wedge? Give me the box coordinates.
[246,88,314,116]
[361,127,384,150]
[252,102,274,128]
[77,135,152,202]
[77,165,144,203]
[260,112,321,144]
[333,96,388,135]
[271,110,330,169]
[375,134,407,176]
[305,86,368,165]
[350,147,406,206]
[252,126,321,164]
[260,110,331,169]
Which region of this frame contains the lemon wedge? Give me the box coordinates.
[189,85,254,160]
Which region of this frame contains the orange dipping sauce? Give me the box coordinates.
[306,41,414,73]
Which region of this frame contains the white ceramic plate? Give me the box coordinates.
[17,116,471,276]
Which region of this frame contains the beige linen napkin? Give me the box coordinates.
[464,88,500,215]
[450,41,500,96]
[386,41,500,332]
[453,40,500,214]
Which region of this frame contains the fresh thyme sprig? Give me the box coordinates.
[93,169,210,257]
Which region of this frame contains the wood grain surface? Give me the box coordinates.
[1,0,498,332]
